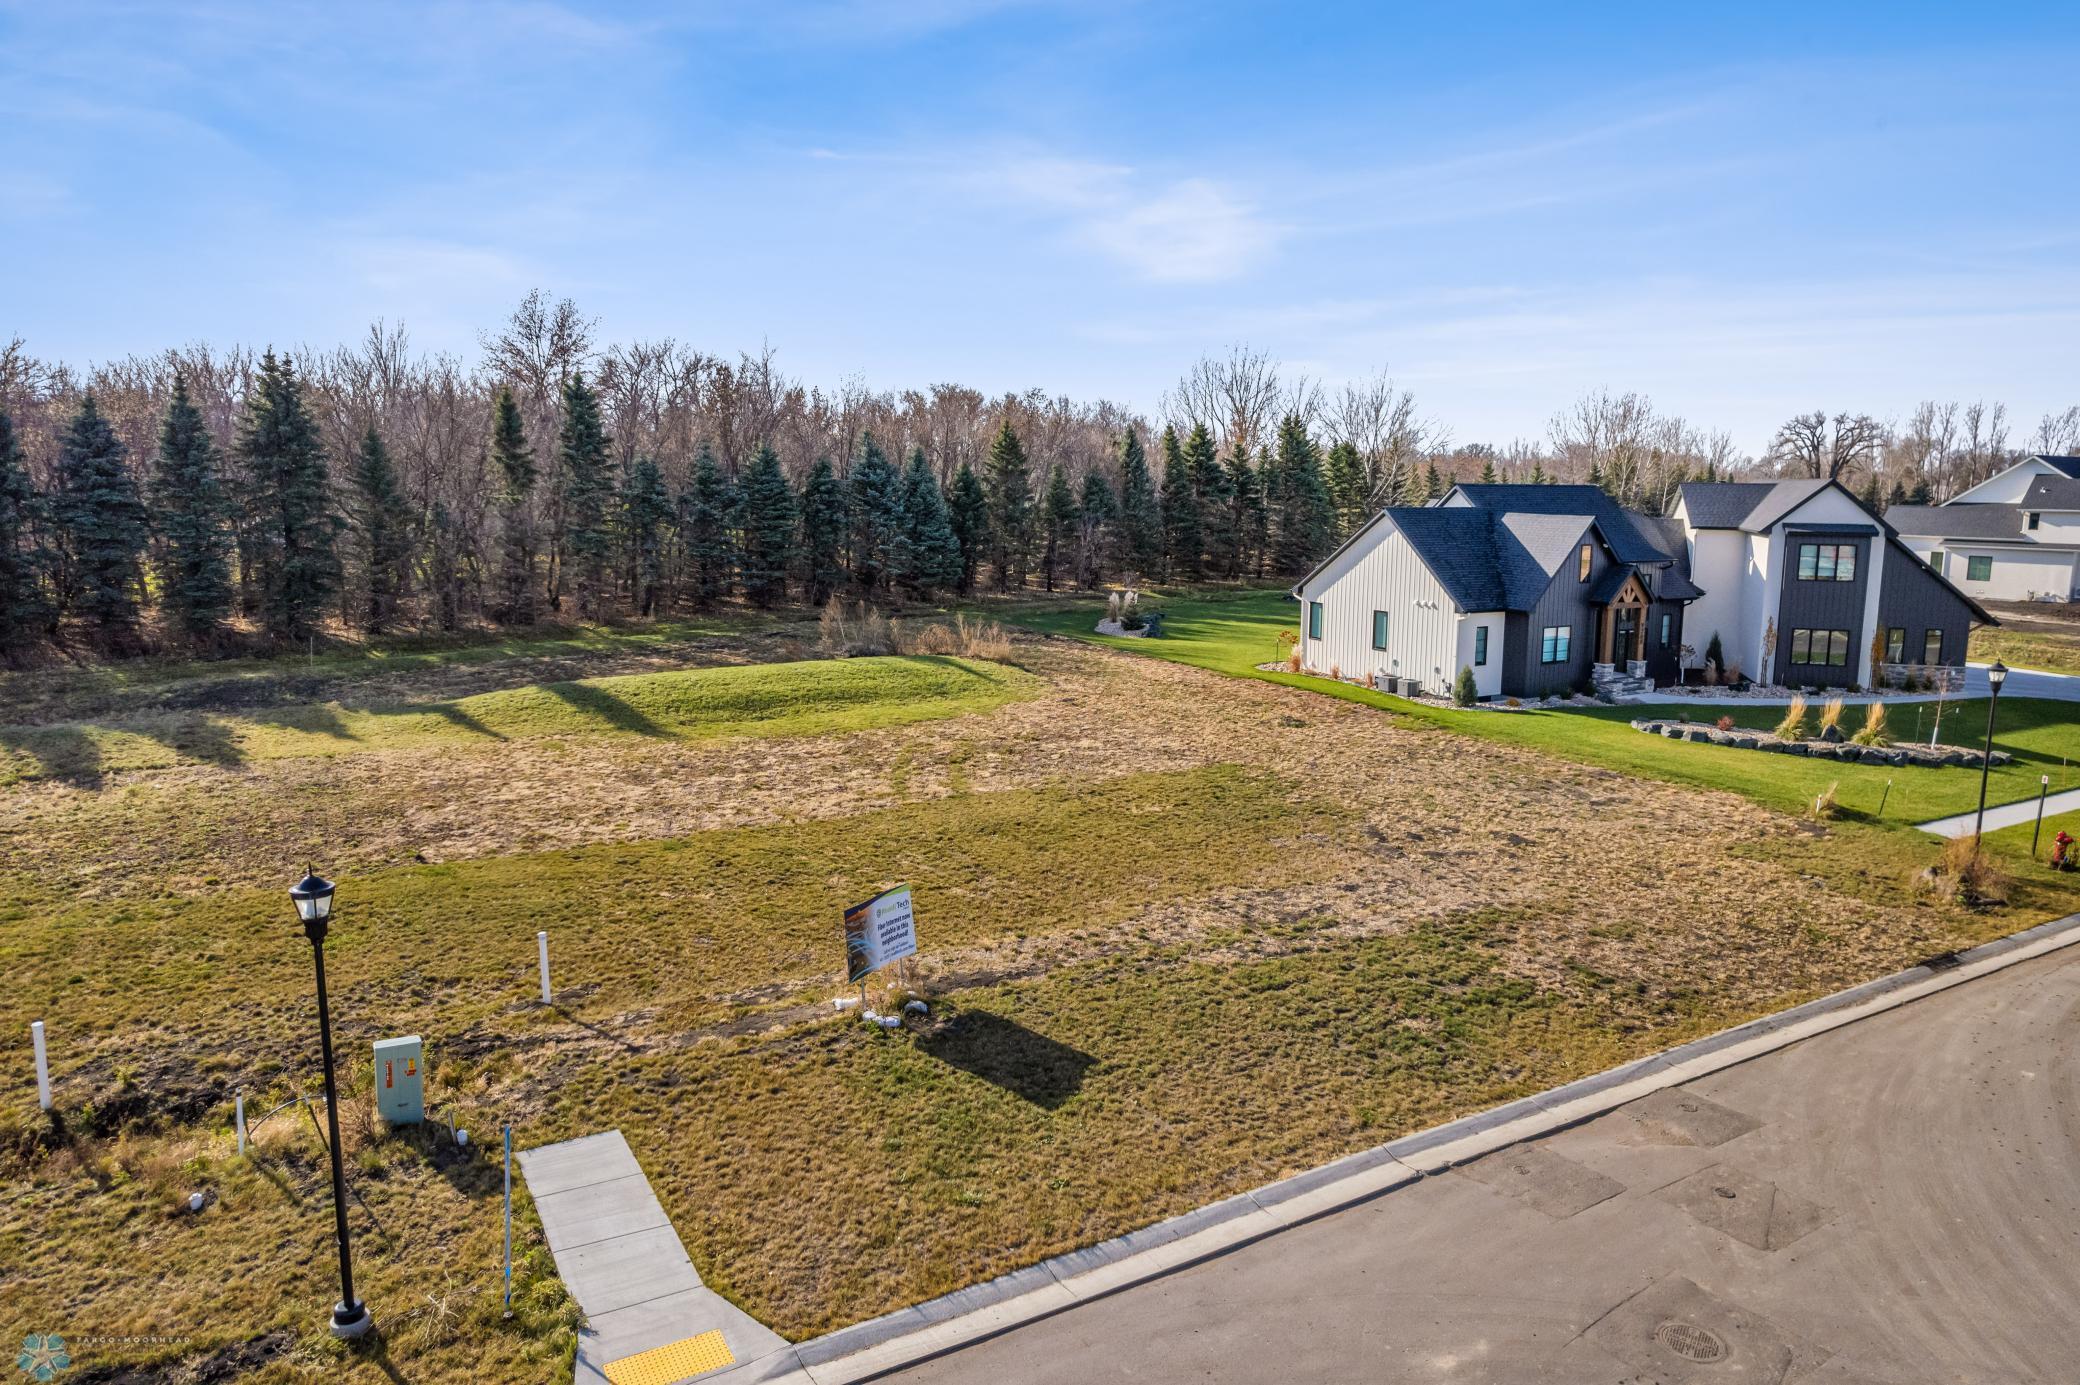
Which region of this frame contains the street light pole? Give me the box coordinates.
[292,869,374,1341]
[1971,661,2009,856]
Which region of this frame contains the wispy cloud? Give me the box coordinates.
[974,153,1279,282]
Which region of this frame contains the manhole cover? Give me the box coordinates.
[1656,1321,1728,1362]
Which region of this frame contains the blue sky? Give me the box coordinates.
[3,1,2076,450]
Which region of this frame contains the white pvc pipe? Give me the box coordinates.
[31,1021,50,1111]
[236,1092,247,1154]
[538,931,551,1004]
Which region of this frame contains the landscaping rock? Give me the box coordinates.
[1781,741,1809,756]
[1726,735,1757,750]
[1820,724,1845,743]
[1991,751,2013,766]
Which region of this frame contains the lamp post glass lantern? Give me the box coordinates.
[293,868,372,1340]
[1971,661,2009,853]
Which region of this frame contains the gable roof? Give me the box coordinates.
[1297,506,1608,613]
[1444,484,1670,564]
[1884,504,2025,540]
[2021,475,2080,510]
[1678,478,1842,531]
[2035,455,2080,479]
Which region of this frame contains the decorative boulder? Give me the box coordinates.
[1726,735,1757,750]
[1819,724,1846,743]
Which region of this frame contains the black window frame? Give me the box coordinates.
[1371,610,1389,651]
[1473,624,1488,667]
[1924,628,1943,664]
[1307,601,1323,640]
[1540,624,1572,664]
[1659,612,1671,646]
[1966,554,1993,582]
[1885,627,1905,663]
[1577,544,1592,582]
[1796,541,1857,582]
[1789,627,1851,667]
[2028,512,2041,530]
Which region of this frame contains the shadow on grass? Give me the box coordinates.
[918,1010,1097,1109]
[416,701,507,741]
[137,713,247,770]
[550,1003,650,1055]
[545,680,668,737]
[0,723,107,784]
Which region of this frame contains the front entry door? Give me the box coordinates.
[1614,611,1637,665]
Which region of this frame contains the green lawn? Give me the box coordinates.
[1015,588,2080,831]
[0,654,1036,784]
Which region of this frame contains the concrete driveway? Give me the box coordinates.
[887,947,2080,1384]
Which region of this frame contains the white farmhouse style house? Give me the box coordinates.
[1887,455,2080,603]
[1293,480,1989,699]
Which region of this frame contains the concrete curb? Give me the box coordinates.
[701,911,2080,1385]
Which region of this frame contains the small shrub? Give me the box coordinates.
[899,612,1013,661]
[1808,781,1839,820]
[1773,695,1809,740]
[1505,696,1521,708]
[1923,834,2008,906]
[1453,665,1478,707]
[1285,648,1301,673]
[1715,714,1735,732]
[1329,662,1342,681]
[819,599,895,657]
[1704,631,1725,672]
[1702,659,1720,686]
[1723,661,1742,686]
[1819,696,1846,734]
[1851,701,1889,746]
[1105,591,1123,623]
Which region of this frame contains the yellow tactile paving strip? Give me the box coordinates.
[603,1330,736,1385]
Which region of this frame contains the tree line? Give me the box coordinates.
[3,300,2072,662]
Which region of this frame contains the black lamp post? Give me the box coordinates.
[1971,661,2009,852]
[291,868,374,1340]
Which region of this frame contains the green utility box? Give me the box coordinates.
[373,1035,424,1126]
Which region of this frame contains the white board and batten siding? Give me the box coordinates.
[1296,515,1498,697]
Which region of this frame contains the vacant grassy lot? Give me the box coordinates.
[5,593,2076,1379]
[1971,600,2080,676]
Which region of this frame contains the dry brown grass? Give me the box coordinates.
[1819,696,1847,734]
[1852,701,1890,746]
[818,598,897,656]
[901,612,1014,661]
[1923,833,2010,906]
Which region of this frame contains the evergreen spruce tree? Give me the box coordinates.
[1252,446,1280,577]
[1528,459,1549,485]
[347,425,413,635]
[947,462,991,594]
[1585,459,1606,493]
[489,386,538,625]
[1040,463,1078,592]
[1886,478,1908,511]
[619,456,672,616]
[556,373,615,617]
[847,431,908,595]
[1479,457,1499,485]
[1158,425,1201,580]
[1324,440,1368,540]
[1075,471,1117,589]
[1270,415,1335,574]
[55,393,149,639]
[1907,477,1933,505]
[686,445,737,606]
[1856,470,1883,513]
[1115,428,1163,580]
[737,445,794,607]
[985,421,1035,590]
[900,449,962,594]
[150,375,234,642]
[798,457,849,605]
[1224,448,1264,579]
[1424,462,1445,499]
[236,352,342,643]
[1190,424,1234,575]
[0,408,52,653]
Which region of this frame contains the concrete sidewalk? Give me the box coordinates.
[518,1130,785,1385]
[1917,784,2080,837]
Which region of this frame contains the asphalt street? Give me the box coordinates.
[888,946,2080,1384]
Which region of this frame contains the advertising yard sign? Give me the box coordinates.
[844,885,917,983]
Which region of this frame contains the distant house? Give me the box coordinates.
[1887,455,2080,602]
[1293,480,1989,698]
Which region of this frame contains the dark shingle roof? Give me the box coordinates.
[2022,475,2080,510]
[2036,455,2080,478]
[1678,481,1779,529]
[1883,504,2024,539]
[1385,507,1603,612]
[1678,478,1838,531]
[1446,484,1669,564]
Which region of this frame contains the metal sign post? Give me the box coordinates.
[503,1125,514,1318]
[2033,774,2052,858]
